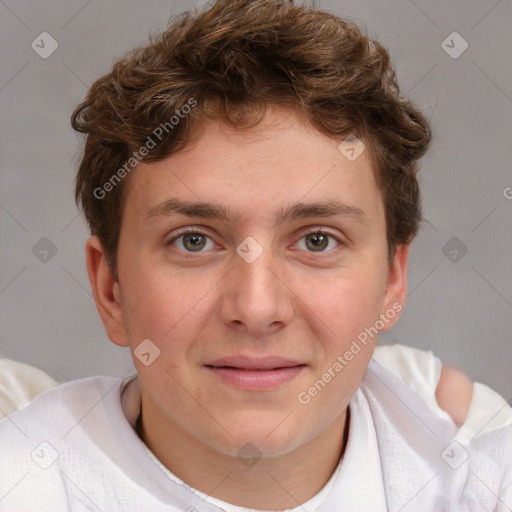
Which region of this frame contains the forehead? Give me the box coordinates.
[122,107,384,228]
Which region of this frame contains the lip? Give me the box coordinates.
[205,356,304,370]
[204,356,306,391]
[206,366,305,391]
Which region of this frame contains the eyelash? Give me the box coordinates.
[168,227,343,255]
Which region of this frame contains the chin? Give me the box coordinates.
[207,416,307,460]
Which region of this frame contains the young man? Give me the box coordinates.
[0,1,511,510]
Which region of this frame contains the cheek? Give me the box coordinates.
[122,270,208,345]
[313,271,386,343]
[122,275,209,394]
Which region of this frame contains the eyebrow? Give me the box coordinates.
[146,197,369,227]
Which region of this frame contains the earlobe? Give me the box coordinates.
[380,244,410,330]
[85,237,129,347]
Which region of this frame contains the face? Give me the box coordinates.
[88,106,408,459]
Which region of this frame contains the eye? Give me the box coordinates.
[169,230,217,252]
[295,230,341,253]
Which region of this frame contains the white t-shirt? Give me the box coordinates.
[0,358,511,511]
[372,344,512,443]
[0,358,59,420]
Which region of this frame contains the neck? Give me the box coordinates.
[136,400,350,510]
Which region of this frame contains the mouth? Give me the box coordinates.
[204,356,307,391]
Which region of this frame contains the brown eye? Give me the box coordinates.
[182,233,207,251]
[170,231,215,252]
[295,231,340,253]
[305,233,329,251]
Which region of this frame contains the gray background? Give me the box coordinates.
[0,0,511,397]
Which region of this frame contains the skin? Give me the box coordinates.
[436,366,473,426]
[86,105,413,509]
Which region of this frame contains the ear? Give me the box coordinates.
[380,243,410,330]
[85,236,129,347]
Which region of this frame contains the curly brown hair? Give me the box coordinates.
[71,0,431,279]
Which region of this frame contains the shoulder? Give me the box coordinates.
[0,375,123,443]
[463,425,512,510]
[360,360,512,510]
[0,375,128,510]
[0,358,59,416]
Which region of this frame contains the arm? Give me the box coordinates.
[435,365,473,426]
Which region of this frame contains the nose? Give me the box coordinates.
[219,242,294,339]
